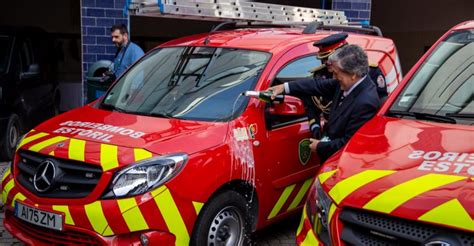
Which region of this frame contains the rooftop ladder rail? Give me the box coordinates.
[128,0,348,25]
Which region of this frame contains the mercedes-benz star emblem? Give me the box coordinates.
[33,160,56,192]
[425,240,452,246]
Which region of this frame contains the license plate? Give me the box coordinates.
[14,202,63,231]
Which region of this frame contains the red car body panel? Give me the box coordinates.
[297,20,474,246]
[1,27,401,245]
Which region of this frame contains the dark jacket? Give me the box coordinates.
[287,76,380,161]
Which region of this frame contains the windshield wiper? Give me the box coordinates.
[100,103,129,113]
[147,112,174,119]
[445,113,474,118]
[387,110,457,124]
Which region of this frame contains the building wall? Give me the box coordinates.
[81,0,129,103]
[332,0,371,22]
[371,0,474,73]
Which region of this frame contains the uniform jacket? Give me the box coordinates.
[287,76,381,161]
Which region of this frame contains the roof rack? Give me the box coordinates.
[303,21,383,36]
[128,0,348,25]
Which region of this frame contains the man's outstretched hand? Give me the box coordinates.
[267,84,285,100]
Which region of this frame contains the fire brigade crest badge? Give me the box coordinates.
[298,139,311,165]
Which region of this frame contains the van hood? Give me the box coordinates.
[320,116,473,232]
[18,105,228,169]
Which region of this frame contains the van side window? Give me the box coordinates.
[275,55,321,82]
[267,55,319,129]
[20,39,33,72]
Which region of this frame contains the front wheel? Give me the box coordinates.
[191,190,252,246]
[0,114,22,161]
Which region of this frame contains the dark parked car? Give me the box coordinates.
[0,26,59,160]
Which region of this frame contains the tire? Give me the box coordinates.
[191,190,253,246]
[0,114,22,161]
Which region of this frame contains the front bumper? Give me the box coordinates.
[1,169,198,245]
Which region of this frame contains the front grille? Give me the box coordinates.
[16,151,102,198]
[340,208,474,246]
[6,210,101,245]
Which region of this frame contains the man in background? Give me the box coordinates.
[110,24,144,78]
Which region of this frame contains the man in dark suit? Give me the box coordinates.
[269,44,381,162]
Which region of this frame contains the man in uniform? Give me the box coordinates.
[302,33,388,139]
[302,33,349,139]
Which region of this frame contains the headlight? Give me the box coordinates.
[102,153,188,198]
[306,179,333,243]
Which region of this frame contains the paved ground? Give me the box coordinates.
[0,161,296,245]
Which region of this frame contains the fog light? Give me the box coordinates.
[140,234,149,246]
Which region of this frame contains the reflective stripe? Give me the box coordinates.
[29,136,67,152]
[363,174,466,213]
[192,201,204,215]
[17,132,48,150]
[329,170,396,204]
[318,169,338,184]
[100,144,119,171]
[267,184,296,219]
[152,186,190,245]
[2,179,15,205]
[328,203,337,226]
[134,148,152,162]
[287,179,313,211]
[2,168,10,182]
[84,201,114,236]
[69,139,86,161]
[300,229,319,246]
[53,205,75,225]
[10,192,26,208]
[117,198,149,232]
[296,206,307,236]
[418,199,473,232]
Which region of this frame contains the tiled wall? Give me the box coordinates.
[81,0,129,103]
[332,0,371,22]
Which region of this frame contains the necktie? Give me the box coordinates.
[338,94,345,107]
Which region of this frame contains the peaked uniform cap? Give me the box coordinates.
[313,33,348,59]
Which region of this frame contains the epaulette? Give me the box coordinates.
[310,64,326,73]
[369,63,378,68]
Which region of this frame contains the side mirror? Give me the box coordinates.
[20,64,40,80]
[268,95,306,116]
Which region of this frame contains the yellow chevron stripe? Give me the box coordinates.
[2,179,15,205]
[192,201,204,215]
[2,167,11,182]
[329,170,396,204]
[287,179,313,211]
[29,136,68,152]
[134,148,152,162]
[100,144,119,171]
[117,198,149,232]
[328,203,337,226]
[69,139,86,161]
[10,192,26,208]
[268,184,296,219]
[318,169,338,184]
[52,205,75,225]
[17,132,48,150]
[84,201,114,236]
[296,206,307,236]
[300,228,319,246]
[418,199,473,232]
[48,151,55,156]
[363,174,466,213]
[152,186,189,245]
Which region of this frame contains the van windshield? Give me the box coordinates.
[389,29,474,125]
[0,36,12,74]
[101,47,270,122]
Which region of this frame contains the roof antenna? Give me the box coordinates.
[303,21,323,34]
[204,21,237,45]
